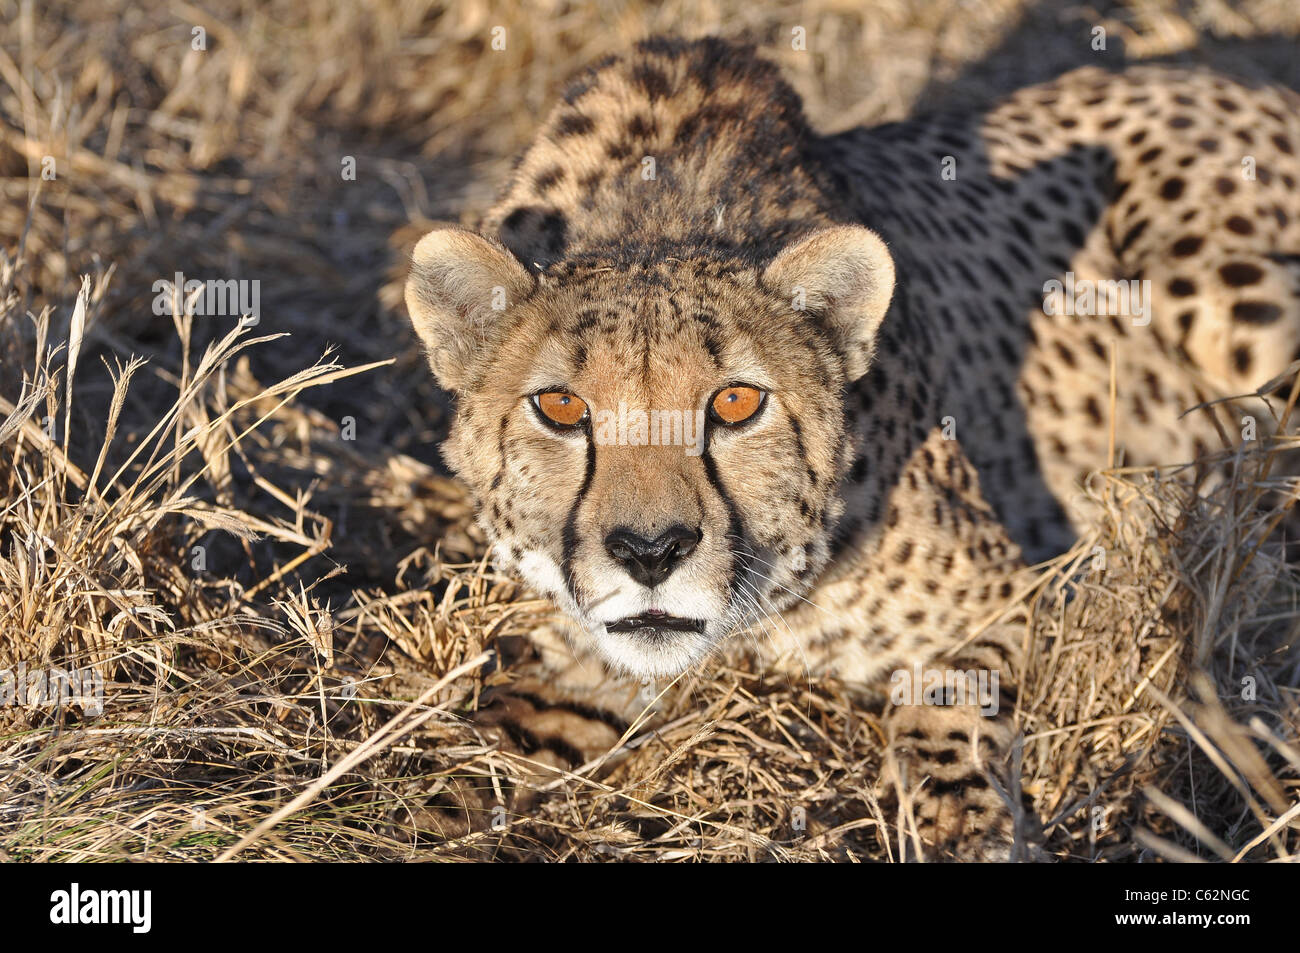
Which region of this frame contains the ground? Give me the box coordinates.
[0,0,1297,861]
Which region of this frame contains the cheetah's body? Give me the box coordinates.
[777,63,1300,681]
[405,38,1300,857]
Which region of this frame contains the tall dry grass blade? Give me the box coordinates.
[60,273,89,463]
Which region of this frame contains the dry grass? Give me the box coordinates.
[1,0,1298,862]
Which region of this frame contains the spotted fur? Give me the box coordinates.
[405,37,1300,860]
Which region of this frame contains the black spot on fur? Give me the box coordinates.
[554,112,595,137]
[626,114,656,139]
[534,166,565,192]
[1220,262,1263,287]
[1117,219,1149,255]
[1232,301,1283,324]
[632,63,673,102]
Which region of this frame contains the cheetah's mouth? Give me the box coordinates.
[605,612,706,639]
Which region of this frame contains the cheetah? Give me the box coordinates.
[404,36,1300,860]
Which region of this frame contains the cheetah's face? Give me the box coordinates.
[406,226,894,677]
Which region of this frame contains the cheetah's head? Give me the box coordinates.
[405,226,894,678]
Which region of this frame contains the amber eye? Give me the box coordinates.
[710,385,766,426]
[533,391,589,428]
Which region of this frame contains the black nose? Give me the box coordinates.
[604,525,701,588]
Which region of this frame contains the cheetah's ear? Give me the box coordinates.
[405,227,536,392]
[761,225,895,380]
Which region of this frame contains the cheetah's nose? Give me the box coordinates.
[604,525,701,589]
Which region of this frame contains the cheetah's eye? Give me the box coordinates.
[709,385,766,426]
[532,391,589,429]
